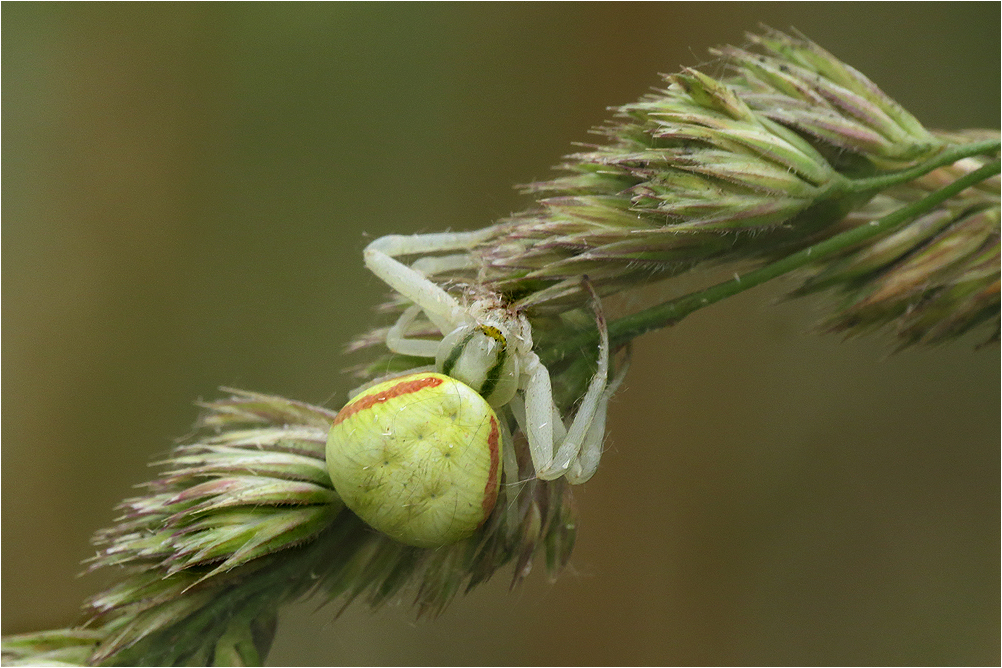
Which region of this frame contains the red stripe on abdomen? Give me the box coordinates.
[333,374,445,426]
[481,415,501,517]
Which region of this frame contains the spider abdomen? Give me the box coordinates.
[326,372,502,548]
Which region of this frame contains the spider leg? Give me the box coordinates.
[511,386,568,480]
[565,342,632,484]
[386,304,440,358]
[520,352,556,476]
[365,228,497,257]
[364,245,463,333]
[497,417,524,534]
[533,279,611,481]
[411,253,479,277]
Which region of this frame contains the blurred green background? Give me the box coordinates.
[3,3,999,665]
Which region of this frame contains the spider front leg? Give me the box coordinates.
[565,343,631,484]
[364,242,464,335]
[365,229,494,297]
[521,282,612,482]
[365,228,497,258]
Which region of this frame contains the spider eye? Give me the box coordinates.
[436,325,519,407]
[477,325,505,342]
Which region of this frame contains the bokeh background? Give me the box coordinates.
[4,3,999,665]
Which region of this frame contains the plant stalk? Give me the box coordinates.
[845,139,1000,195]
[542,157,1001,364]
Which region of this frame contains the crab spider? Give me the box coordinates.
[362,230,622,484]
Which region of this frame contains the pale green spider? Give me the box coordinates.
[361,229,625,484]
